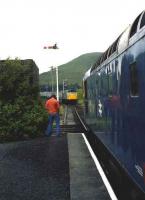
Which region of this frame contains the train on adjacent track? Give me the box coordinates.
[83,10,145,199]
[61,89,78,104]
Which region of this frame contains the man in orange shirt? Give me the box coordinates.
[45,94,60,137]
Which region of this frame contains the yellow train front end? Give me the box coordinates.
[66,92,78,104]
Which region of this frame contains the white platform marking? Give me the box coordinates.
[82,133,118,200]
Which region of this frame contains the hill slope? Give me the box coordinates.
[39,52,102,87]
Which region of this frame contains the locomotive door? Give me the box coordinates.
[129,62,139,98]
[120,54,142,160]
[120,55,130,110]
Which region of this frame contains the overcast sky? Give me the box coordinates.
[0,0,144,73]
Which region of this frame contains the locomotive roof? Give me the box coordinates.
[90,10,145,73]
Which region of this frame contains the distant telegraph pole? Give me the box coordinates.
[63,79,67,93]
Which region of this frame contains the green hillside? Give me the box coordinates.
[39,52,102,88]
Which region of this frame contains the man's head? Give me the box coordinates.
[51,94,57,99]
[46,96,50,100]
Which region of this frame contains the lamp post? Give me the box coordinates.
[43,43,59,100]
[49,66,59,101]
[56,66,59,101]
[50,66,54,93]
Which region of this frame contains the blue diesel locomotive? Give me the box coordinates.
[83,11,145,198]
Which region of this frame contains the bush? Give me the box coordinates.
[0,100,48,141]
[0,59,48,142]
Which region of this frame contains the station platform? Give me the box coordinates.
[0,132,114,200]
[68,133,111,200]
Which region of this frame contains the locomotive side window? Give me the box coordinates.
[101,69,108,96]
[84,80,89,114]
[107,65,113,95]
[130,14,142,38]
[84,80,88,99]
[108,74,113,95]
[140,12,145,28]
[130,62,139,96]
[96,72,101,96]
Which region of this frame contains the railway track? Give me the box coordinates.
[61,105,122,198]
[52,105,86,134]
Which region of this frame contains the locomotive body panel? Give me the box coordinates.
[83,11,145,195]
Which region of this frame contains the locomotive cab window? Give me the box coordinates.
[130,13,142,38]
[130,62,139,96]
[140,12,145,29]
[84,80,88,99]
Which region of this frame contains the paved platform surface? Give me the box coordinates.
[0,133,111,200]
[68,133,111,200]
[0,136,70,200]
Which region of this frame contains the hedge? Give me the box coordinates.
[0,59,48,141]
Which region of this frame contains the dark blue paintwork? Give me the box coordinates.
[83,11,145,194]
